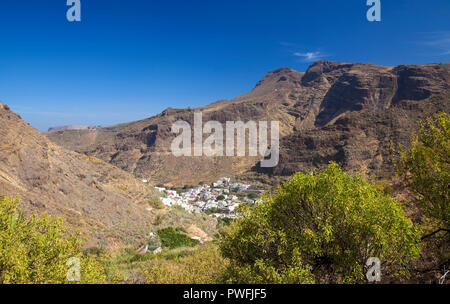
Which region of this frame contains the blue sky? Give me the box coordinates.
[0,0,449,131]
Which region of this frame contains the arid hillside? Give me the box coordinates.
[0,102,162,250]
[46,61,450,187]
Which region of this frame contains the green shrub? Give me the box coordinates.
[148,196,165,209]
[157,227,200,249]
[247,193,259,200]
[0,196,106,284]
[220,163,420,284]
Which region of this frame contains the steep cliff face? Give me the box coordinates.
[45,61,450,186]
[0,102,160,250]
[252,62,450,182]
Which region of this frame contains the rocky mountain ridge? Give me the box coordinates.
[45,61,450,187]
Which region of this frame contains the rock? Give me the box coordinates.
[136,244,149,255]
[152,247,162,254]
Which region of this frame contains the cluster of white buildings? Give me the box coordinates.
[154,178,254,218]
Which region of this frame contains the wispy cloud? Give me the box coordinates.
[421,31,450,56]
[293,51,328,62]
[278,42,331,62]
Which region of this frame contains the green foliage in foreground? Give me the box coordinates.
[0,196,106,284]
[157,227,200,249]
[220,163,421,284]
[397,112,449,231]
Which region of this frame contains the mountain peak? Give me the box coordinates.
[302,60,354,83]
[255,67,303,88]
[0,102,10,111]
[267,67,298,74]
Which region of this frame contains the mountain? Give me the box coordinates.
[0,102,161,250]
[45,61,450,187]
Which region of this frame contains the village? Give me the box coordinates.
[151,177,262,219]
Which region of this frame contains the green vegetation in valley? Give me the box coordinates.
[157,227,200,249]
[247,193,259,200]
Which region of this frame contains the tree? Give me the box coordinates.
[220,163,420,283]
[396,113,449,271]
[397,112,449,234]
[0,196,106,284]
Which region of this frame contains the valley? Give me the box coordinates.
[1,60,448,284]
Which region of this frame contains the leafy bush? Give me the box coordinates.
[0,196,106,284]
[220,163,420,283]
[157,227,200,249]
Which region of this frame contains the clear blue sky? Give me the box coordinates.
[0,0,449,131]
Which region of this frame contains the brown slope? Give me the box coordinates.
[45,61,450,187]
[0,102,159,250]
